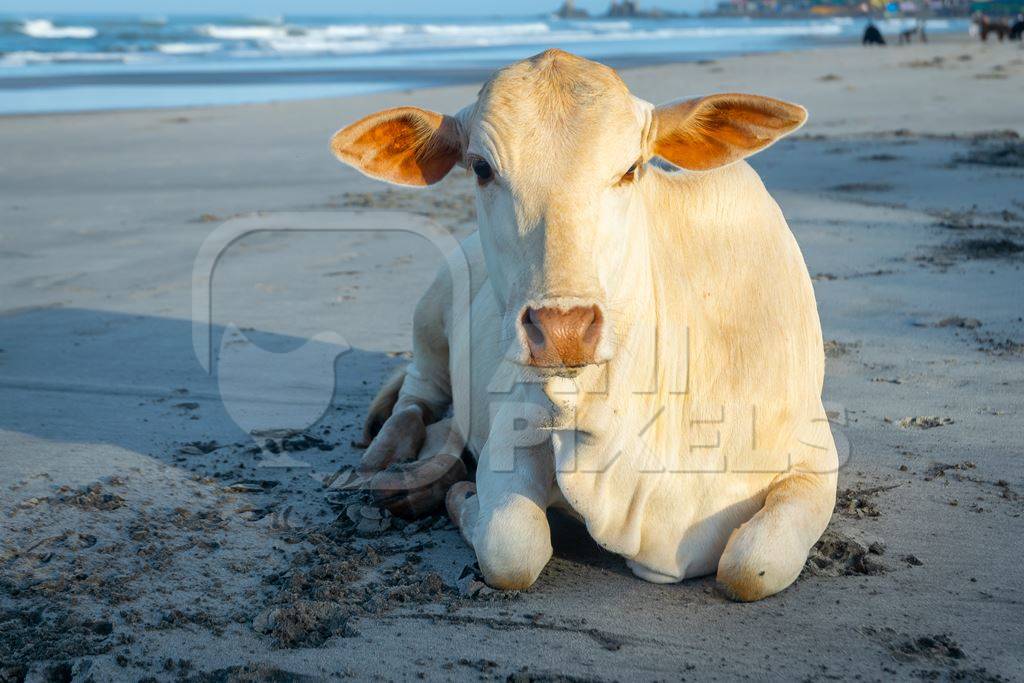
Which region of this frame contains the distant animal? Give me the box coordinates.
[330,49,838,601]
[863,22,886,45]
[1009,15,1024,40]
[975,14,1010,41]
[899,20,927,44]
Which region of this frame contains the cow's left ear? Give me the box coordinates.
[650,94,806,171]
[330,106,463,186]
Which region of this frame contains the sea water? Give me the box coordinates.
[0,14,967,114]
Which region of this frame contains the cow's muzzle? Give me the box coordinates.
[520,304,603,368]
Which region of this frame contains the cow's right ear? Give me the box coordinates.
[330,106,463,186]
[650,94,806,171]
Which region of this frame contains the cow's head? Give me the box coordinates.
[331,49,805,372]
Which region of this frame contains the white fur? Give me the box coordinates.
[337,51,837,599]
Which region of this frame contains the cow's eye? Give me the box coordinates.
[472,158,494,185]
[620,163,638,184]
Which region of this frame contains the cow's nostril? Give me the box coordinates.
[583,305,602,342]
[521,304,603,367]
[523,308,546,347]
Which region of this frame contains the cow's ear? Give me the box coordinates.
[330,106,463,186]
[651,94,806,171]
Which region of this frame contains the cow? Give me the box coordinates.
[975,14,1010,42]
[330,49,838,602]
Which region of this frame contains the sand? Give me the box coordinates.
[1,36,1022,682]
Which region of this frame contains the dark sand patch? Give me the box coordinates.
[835,483,902,519]
[862,628,1005,681]
[804,530,887,577]
[975,335,1024,357]
[917,237,1024,268]
[934,316,982,329]
[829,182,895,193]
[923,461,1023,508]
[186,663,319,682]
[952,238,1024,259]
[904,57,945,68]
[931,208,1024,236]
[859,153,903,162]
[954,139,1024,168]
[824,339,861,358]
[53,482,125,511]
[254,489,469,648]
[898,416,954,429]
[924,461,975,481]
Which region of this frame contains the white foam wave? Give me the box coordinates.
[323,24,409,38]
[567,20,633,31]
[420,22,551,37]
[19,19,97,39]
[5,17,964,69]
[197,24,289,40]
[228,19,847,58]
[876,18,951,31]
[156,42,222,55]
[265,38,388,54]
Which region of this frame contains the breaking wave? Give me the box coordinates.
[18,19,98,40]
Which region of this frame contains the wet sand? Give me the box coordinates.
[1,36,1023,681]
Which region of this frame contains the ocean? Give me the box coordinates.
[0,14,968,115]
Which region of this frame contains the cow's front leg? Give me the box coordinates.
[447,437,555,591]
[716,468,836,601]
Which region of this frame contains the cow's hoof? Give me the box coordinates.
[445,481,476,527]
[366,418,469,520]
[370,452,467,520]
[474,499,552,591]
[715,568,773,602]
[716,522,803,602]
[359,407,426,474]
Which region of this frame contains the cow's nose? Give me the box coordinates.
[521,305,603,367]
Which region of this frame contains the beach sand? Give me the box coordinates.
[1,36,1022,681]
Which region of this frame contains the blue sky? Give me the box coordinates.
[7,0,707,16]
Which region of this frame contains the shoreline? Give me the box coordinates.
[0,31,978,118]
[3,35,1020,139]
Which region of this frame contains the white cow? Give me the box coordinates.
[331,49,837,601]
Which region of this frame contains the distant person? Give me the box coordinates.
[1010,14,1024,40]
[863,21,886,45]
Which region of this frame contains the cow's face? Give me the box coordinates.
[331,49,806,372]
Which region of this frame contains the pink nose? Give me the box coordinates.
[521,305,603,367]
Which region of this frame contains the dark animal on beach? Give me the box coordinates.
[974,14,1010,41]
[863,22,886,45]
[1009,15,1024,40]
[899,20,927,44]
